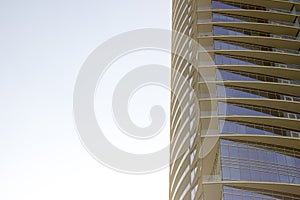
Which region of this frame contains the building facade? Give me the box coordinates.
[170,0,300,199]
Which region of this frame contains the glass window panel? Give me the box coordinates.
[224,193,233,200]
[222,167,230,180]
[248,149,257,160]
[251,170,260,181]
[276,153,286,165]
[296,158,300,166]
[230,146,239,158]
[267,151,276,163]
[241,169,251,180]
[220,139,300,184]
[286,156,296,166]
[239,147,249,158]
[212,1,239,9]
[279,174,289,182]
[221,145,229,157]
[230,168,240,180]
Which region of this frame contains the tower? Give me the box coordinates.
[170,0,300,199]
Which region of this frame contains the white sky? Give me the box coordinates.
[0,0,171,199]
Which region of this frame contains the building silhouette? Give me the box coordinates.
[170,0,300,199]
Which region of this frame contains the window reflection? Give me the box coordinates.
[213,13,266,23]
[214,40,271,51]
[217,86,268,99]
[220,140,300,184]
[215,54,300,69]
[218,102,271,116]
[223,186,300,200]
[218,102,300,119]
[213,26,298,40]
[216,70,259,81]
[212,1,266,11]
[216,69,300,85]
[217,85,300,102]
[219,120,300,138]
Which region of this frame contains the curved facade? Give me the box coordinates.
[170,0,300,199]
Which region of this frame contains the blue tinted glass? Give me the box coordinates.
[230,146,239,157]
[270,173,279,182]
[291,176,298,184]
[251,170,260,181]
[279,174,289,182]
[223,194,232,200]
[218,102,271,117]
[214,27,224,35]
[277,154,286,164]
[221,145,229,157]
[215,54,223,64]
[258,150,266,160]
[223,186,297,200]
[267,151,276,163]
[219,120,276,135]
[230,168,240,180]
[213,26,246,36]
[220,140,300,184]
[216,70,259,81]
[248,148,258,160]
[217,86,266,99]
[213,13,245,22]
[222,167,230,179]
[214,41,250,50]
[239,148,249,158]
[286,156,296,166]
[215,54,257,65]
[212,1,239,9]
[241,169,250,180]
[296,158,300,166]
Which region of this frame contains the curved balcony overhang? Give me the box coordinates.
[202,181,300,199]
[201,134,300,150]
[200,98,300,114]
[197,22,300,36]
[213,0,298,11]
[223,98,300,114]
[197,9,298,23]
[198,36,300,51]
[196,65,300,80]
[200,116,300,132]
[199,81,300,97]
[223,81,300,97]
[211,50,300,65]
[226,116,300,131]
[214,9,298,23]
[216,65,300,80]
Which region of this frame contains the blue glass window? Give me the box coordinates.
[212,1,240,10]
[218,102,272,117]
[216,70,259,81]
[213,13,245,22]
[214,41,250,51]
[215,54,257,65]
[223,186,298,200]
[217,86,265,99]
[222,167,231,179]
[220,140,300,184]
[213,26,246,36]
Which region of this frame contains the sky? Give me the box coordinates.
[0,0,171,199]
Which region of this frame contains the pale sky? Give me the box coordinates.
[0,0,171,199]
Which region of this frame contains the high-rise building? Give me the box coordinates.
[170,0,300,199]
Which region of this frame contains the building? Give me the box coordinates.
[170,0,300,199]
